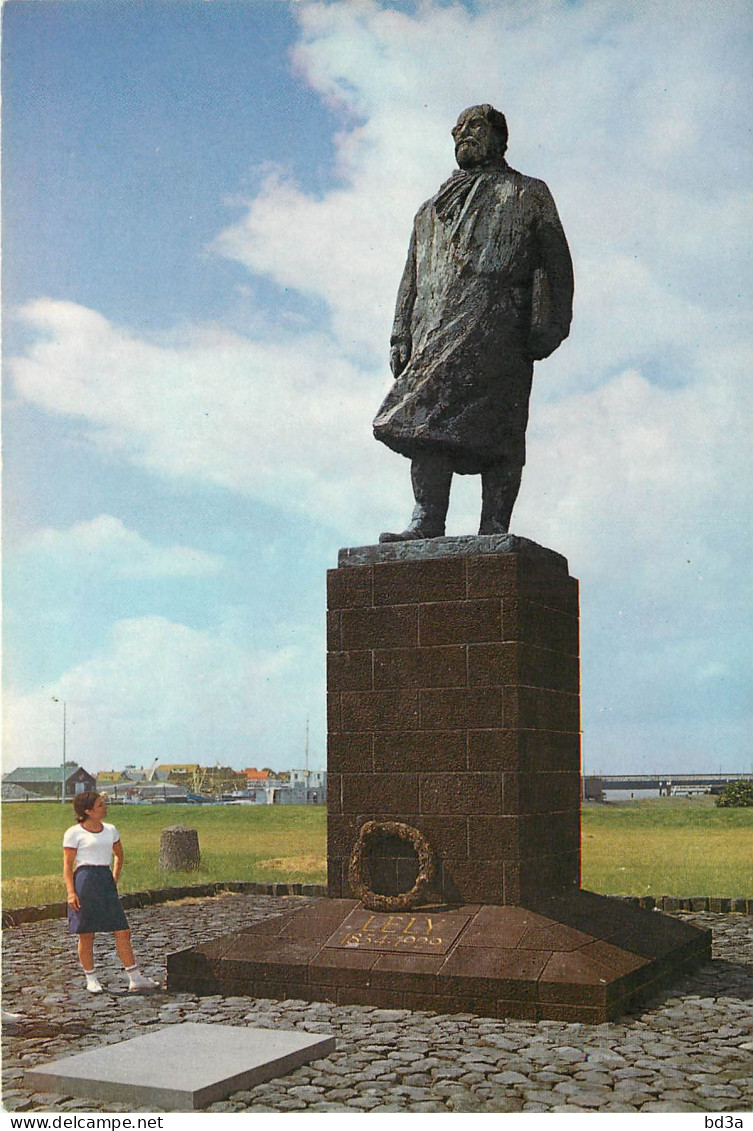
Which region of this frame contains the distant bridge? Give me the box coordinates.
[583,773,751,798]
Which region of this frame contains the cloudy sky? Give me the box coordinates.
[3,0,751,778]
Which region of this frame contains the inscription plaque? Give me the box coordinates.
[324,907,473,955]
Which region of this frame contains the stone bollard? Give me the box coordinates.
[159,826,200,872]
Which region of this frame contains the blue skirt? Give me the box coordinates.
[67,866,129,934]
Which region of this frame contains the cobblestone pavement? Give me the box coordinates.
[2,894,752,1114]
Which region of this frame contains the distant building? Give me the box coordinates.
[96,770,138,800]
[119,766,148,782]
[1,781,36,802]
[289,769,326,788]
[89,762,327,805]
[96,770,124,787]
[221,769,326,805]
[129,781,189,803]
[159,764,245,794]
[289,769,327,805]
[155,763,202,792]
[583,776,605,802]
[223,787,275,805]
[148,768,172,782]
[2,762,95,800]
[244,767,270,782]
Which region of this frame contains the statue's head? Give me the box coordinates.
[452,104,508,170]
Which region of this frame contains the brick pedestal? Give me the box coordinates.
[326,536,581,905]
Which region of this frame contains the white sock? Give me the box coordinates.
[84,968,103,994]
[125,964,156,988]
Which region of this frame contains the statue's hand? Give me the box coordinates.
[390,341,411,378]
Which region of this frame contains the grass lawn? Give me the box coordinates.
[580,794,753,898]
[1,803,327,908]
[2,795,751,908]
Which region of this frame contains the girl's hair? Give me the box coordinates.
[73,791,101,823]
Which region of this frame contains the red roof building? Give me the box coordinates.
[244,767,270,782]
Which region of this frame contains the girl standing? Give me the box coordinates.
[63,791,158,994]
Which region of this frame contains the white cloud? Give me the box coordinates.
[9,298,405,541]
[518,361,751,770]
[3,616,325,774]
[20,515,224,580]
[5,0,752,772]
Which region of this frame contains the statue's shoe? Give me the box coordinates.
[379,527,445,543]
[478,522,511,536]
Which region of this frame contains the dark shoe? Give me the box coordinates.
[477,519,510,536]
[379,524,445,543]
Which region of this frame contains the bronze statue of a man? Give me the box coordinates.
[373,104,574,541]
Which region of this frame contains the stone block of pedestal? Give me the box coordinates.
[326,535,581,905]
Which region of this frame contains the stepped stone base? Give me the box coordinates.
[167,892,711,1025]
[167,537,712,1023]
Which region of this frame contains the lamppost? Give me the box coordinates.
[51,697,67,803]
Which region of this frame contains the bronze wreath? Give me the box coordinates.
[348,819,436,912]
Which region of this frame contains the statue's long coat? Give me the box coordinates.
[373,162,574,474]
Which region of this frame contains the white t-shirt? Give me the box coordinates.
[63,822,121,867]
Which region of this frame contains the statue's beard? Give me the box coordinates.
[455,140,494,169]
